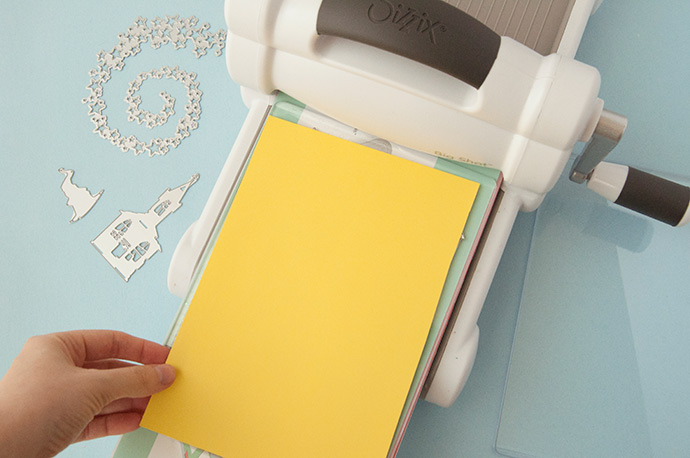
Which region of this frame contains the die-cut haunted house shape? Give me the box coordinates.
[92,174,198,281]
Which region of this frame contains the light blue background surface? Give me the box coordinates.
[493,1,690,457]
[1,1,688,457]
[1,1,244,456]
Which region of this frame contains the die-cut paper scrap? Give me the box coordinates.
[58,168,103,223]
[92,174,199,282]
[82,16,225,156]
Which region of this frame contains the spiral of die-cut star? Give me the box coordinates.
[82,15,226,156]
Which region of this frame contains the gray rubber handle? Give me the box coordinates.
[316,0,501,89]
[616,167,690,226]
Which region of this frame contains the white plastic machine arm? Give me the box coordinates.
[225,0,604,209]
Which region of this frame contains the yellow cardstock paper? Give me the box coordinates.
[141,116,479,458]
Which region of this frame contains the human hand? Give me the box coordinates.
[0,330,176,458]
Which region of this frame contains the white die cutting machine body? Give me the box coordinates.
[167,0,690,411]
[225,0,602,212]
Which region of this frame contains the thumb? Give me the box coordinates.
[90,364,176,404]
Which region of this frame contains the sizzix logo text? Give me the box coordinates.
[367,0,447,44]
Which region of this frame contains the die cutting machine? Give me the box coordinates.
[166,0,690,416]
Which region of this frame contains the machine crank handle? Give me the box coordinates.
[571,108,689,226]
[587,162,690,227]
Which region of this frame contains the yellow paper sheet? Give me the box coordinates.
[141,116,479,458]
